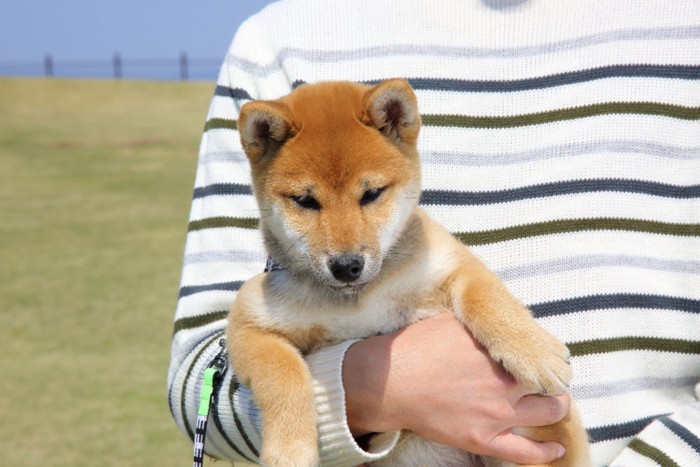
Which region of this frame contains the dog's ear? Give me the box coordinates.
[238,101,295,164]
[363,79,421,147]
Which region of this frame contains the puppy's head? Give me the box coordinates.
[239,79,421,294]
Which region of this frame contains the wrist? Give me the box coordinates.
[342,333,401,436]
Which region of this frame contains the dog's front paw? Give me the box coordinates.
[499,329,572,395]
[260,438,319,467]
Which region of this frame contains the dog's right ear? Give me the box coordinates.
[238,101,295,164]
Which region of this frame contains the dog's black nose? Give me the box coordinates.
[329,254,364,283]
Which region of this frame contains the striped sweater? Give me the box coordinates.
[168,0,700,465]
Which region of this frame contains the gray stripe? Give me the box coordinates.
[193,183,252,199]
[217,65,700,102]
[421,179,700,205]
[184,250,267,265]
[659,416,700,455]
[421,141,700,167]
[405,65,700,92]
[226,26,700,76]
[572,376,699,400]
[497,255,700,282]
[589,414,668,443]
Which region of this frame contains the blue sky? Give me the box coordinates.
[0,0,277,78]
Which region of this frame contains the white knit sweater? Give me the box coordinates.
[168,1,700,465]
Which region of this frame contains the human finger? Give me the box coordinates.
[486,431,565,465]
[513,393,570,427]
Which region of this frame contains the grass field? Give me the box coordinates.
[0,78,219,465]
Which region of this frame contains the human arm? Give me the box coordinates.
[342,311,569,464]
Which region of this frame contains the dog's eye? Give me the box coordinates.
[360,187,385,206]
[290,195,321,210]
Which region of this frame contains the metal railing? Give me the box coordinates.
[0,53,221,81]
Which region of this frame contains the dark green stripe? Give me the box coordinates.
[205,103,699,133]
[211,374,257,462]
[180,333,224,441]
[455,218,700,245]
[179,281,242,298]
[204,118,237,131]
[422,102,700,129]
[569,337,700,357]
[188,217,699,239]
[531,294,700,318]
[189,217,258,231]
[229,374,260,457]
[173,311,229,336]
[628,438,681,467]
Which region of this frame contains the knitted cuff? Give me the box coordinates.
[306,340,401,466]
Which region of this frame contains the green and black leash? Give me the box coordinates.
[193,338,228,467]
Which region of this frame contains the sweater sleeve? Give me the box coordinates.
[166,17,399,466]
[609,400,700,467]
[609,378,700,467]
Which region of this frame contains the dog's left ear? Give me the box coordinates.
[363,79,421,147]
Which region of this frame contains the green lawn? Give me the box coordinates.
[0,78,218,465]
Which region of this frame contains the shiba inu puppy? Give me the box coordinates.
[226,79,590,466]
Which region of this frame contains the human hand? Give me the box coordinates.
[342,311,568,464]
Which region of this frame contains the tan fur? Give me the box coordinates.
[227,79,590,467]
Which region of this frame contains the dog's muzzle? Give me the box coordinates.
[328,254,364,283]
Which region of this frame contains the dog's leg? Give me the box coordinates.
[512,404,591,467]
[227,307,319,467]
[450,266,590,465]
[481,406,591,467]
[452,267,571,396]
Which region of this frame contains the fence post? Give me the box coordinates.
[113,52,122,79]
[180,52,188,80]
[44,54,53,77]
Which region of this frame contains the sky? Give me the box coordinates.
[0,0,278,79]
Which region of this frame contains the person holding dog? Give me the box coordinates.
[168,0,700,465]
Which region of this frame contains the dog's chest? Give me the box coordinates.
[274,286,448,352]
[343,293,440,336]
